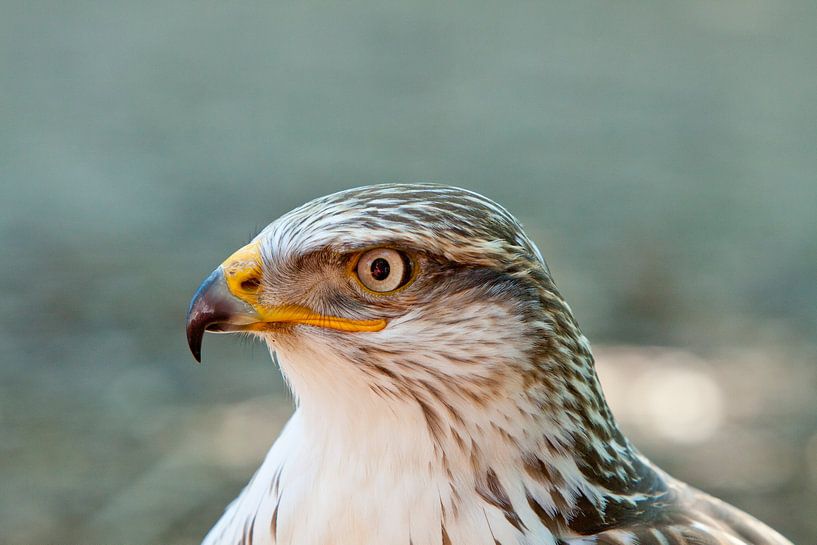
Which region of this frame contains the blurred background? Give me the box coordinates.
[1,1,816,543]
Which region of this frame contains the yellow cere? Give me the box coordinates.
[221,240,265,305]
[220,241,387,333]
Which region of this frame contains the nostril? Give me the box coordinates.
[240,277,261,292]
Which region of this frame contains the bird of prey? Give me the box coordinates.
[186,184,793,545]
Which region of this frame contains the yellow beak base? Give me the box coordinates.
[185,242,387,362]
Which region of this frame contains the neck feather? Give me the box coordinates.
[272,309,667,538]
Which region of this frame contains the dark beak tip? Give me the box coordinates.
[187,327,203,363]
[186,309,205,363]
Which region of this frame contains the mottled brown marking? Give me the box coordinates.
[523,454,566,488]
[415,395,446,444]
[441,524,452,545]
[526,489,559,528]
[476,468,527,532]
[270,501,279,542]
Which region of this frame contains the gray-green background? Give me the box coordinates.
[2,1,816,543]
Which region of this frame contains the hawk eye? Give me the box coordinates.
[355,248,413,293]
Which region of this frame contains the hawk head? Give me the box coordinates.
[186,184,671,539]
[185,184,590,413]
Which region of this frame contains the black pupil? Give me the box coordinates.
[370,258,391,281]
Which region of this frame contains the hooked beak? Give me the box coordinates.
[185,267,259,362]
[185,242,387,362]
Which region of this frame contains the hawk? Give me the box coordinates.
[186,184,792,545]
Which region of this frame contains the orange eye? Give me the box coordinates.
[355,249,413,293]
